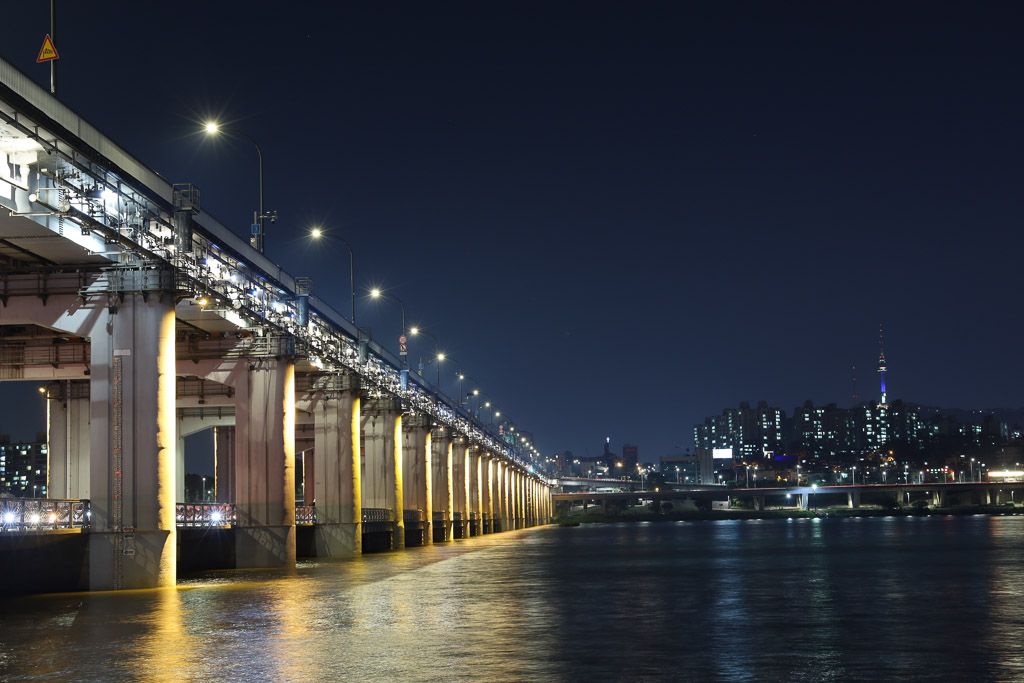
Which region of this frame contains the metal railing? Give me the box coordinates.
[403,509,424,525]
[175,503,234,528]
[295,505,316,526]
[0,498,89,531]
[361,507,393,524]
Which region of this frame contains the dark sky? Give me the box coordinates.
[2,2,1023,460]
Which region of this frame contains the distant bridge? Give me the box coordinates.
[0,56,552,592]
[553,482,1024,511]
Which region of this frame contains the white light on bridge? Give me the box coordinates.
[210,511,223,523]
[2,512,15,525]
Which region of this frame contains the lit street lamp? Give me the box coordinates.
[201,121,276,253]
[309,226,356,325]
[369,288,407,367]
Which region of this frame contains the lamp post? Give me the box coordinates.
[409,326,441,379]
[309,227,356,325]
[369,288,407,367]
[202,121,276,253]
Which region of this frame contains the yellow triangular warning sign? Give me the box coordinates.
[36,34,59,63]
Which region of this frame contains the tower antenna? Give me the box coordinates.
[878,324,887,405]
[851,364,859,404]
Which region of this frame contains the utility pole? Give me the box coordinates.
[50,0,57,95]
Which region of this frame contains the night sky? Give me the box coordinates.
[1,3,1023,461]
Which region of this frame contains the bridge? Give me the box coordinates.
[553,481,1024,513]
[0,57,552,592]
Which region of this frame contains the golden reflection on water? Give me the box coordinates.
[3,519,1024,681]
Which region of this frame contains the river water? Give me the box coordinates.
[1,516,1023,681]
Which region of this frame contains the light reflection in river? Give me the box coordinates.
[2,517,1024,681]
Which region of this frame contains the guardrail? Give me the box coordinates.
[362,507,393,524]
[175,503,234,528]
[296,505,316,526]
[0,498,89,531]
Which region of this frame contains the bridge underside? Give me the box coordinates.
[0,67,552,593]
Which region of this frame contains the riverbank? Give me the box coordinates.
[553,504,1024,524]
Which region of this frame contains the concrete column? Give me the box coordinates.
[402,414,432,546]
[46,381,90,499]
[525,477,533,526]
[482,455,494,533]
[312,387,361,557]
[515,471,524,528]
[234,358,296,568]
[985,489,992,506]
[88,292,177,590]
[362,399,404,549]
[505,464,513,529]
[451,439,469,538]
[176,436,186,502]
[847,491,861,509]
[798,493,809,510]
[497,461,508,531]
[430,429,453,542]
[213,426,235,503]
[301,449,315,505]
[467,448,480,536]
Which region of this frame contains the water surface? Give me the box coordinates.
[2,516,1023,681]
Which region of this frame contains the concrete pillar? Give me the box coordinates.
[362,398,404,549]
[526,478,533,526]
[402,414,432,546]
[515,471,524,528]
[499,461,510,531]
[451,439,469,538]
[88,292,177,590]
[467,448,480,536]
[931,491,944,508]
[985,489,992,506]
[483,455,494,533]
[491,460,501,532]
[798,493,809,510]
[753,495,765,512]
[430,429,453,541]
[213,426,235,503]
[507,465,515,529]
[46,381,90,499]
[176,436,186,502]
[847,491,861,509]
[312,386,361,557]
[234,358,296,568]
[301,449,315,505]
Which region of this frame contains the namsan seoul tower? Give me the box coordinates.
[878,324,887,405]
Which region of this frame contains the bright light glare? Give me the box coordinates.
[203,121,221,135]
[437,353,446,361]
[310,227,323,239]
[410,326,420,335]
[2,512,14,524]
[210,511,223,523]
[370,288,382,298]
[28,513,40,525]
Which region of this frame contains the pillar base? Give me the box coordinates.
[235,525,296,568]
[313,522,362,558]
[392,522,405,550]
[88,530,175,590]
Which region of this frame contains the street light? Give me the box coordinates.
[309,226,356,325]
[409,326,442,381]
[369,288,407,367]
[201,120,276,253]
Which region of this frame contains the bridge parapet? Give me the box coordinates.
[0,498,89,531]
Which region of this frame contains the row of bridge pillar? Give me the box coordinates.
[8,284,551,592]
